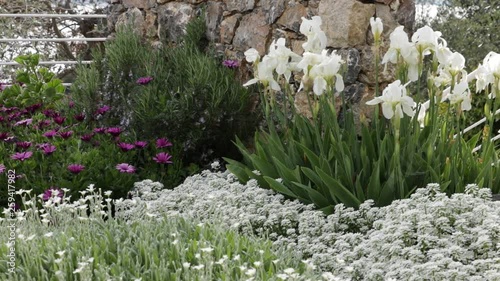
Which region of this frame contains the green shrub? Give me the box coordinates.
[70,16,259,173]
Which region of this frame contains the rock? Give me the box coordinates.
[232,10,271,55]
[290,39,305,54]
[157,0,174,4]
[224,0,255,12]
[343,82,365,103]
[123,0,155,9]
[109,0,120,3]
[205,1,224,42]
[358,45,395,86]
[115,8,144,35]
[107,4,126,32]
[158,2,194,43]
[260,0,286,24]
[277,4,307,33]
[319,0,375,48]
[294,91,342,120]
[220,14,241,44]
[395,0,416,34]
[144,10,157,38]
[338,48,361,85]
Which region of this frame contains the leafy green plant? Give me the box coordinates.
[225,16,500,212]
[0,54,65,108]
[70,15,259,172]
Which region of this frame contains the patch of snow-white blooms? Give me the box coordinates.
[116,169,500,280]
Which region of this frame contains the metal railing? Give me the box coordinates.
[0,13,106,69]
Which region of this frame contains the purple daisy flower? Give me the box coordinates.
[115,163,136,173]
[42,109,57,118]
[73,113,85,122]
[43,130,57,138]
[136,77,153,85]
[38,120,51,129]
[107,127,122,137]
[39,143,57,155]
[117,142,135,152]
[95,105,111,115]
[156,138,173,148]
[81,134,94,142]
[11,151,33,161]
[58,131,73,140]
[94,127,107,134]
[134,141,148,149]
[222,59,240,69]
[0,164,5,174]
[153,152,173,164]
[67,164,85,174]
[42,187,64,201]
[13,118,32,127]
[16,141,32,150]
[53,116,66,125]
[25,103,42,113]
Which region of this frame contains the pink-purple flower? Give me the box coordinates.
[94,127,106,134]
[116,163,136,173]
[117,142,135,152]
[81,134,94,142]
[0,164,5,174]
[107,127,122,137]
[39,143,57,155]
[11,151,33,161]
[13,118,32,127]
[43,130,57,138]
[67,164,85,174]
[16,141,32,150]
[38,120,51,129]
[153,152,173,164]
[42,187,64,201]
[96,105,111,115]
[26,103,42,113]
[53,116,66,125]
[74,113,85,122]
[222,59,240,69]
[0,132,9,140]
[156,138,173,148]
[134,141,148,149]
[136,76,153,85]
[58,131,73,139]
[42,109,57,118]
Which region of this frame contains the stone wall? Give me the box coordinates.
[107,0,415,119]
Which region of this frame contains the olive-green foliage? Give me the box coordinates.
[416,0,500,138]
[226,91,499,213]
[71,16,258,173]
[418,0,500,69]
[0,55,65,108]
[432,0,500,69]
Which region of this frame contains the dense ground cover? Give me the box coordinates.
[1,169,499,280]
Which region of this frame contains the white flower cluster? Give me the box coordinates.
[120,171,500,280]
